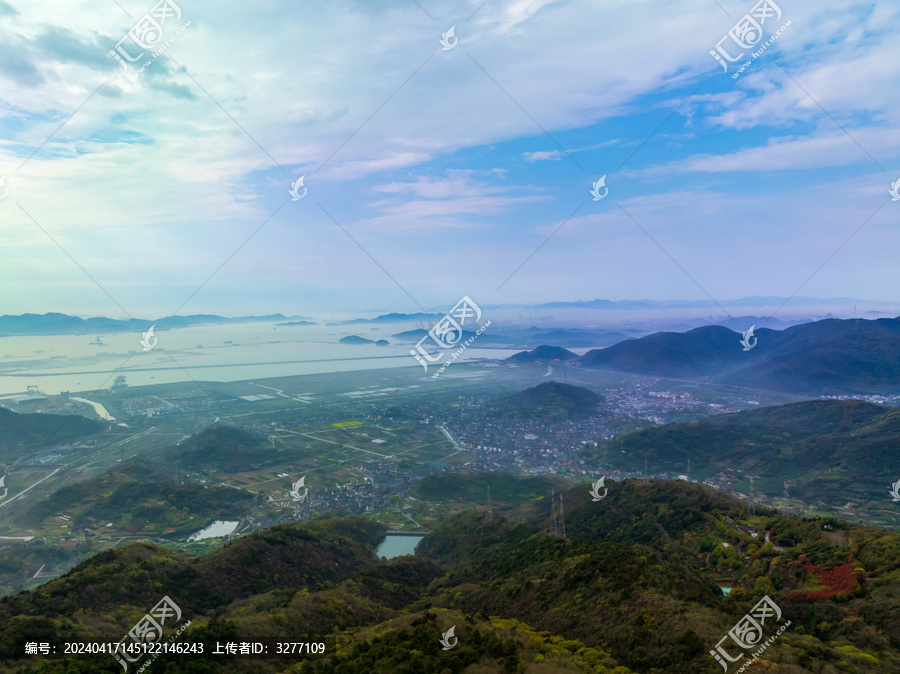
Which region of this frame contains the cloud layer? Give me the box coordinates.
[0,0,897,317]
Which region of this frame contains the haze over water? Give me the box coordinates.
[0,321,521,396]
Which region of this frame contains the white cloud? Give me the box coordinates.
[352,171,549,234]
[522,150,561,162]
[0,0,898,313]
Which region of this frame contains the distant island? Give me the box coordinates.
[507,345,578,362]
[341,312,442,324]
[339,335,375,345]
[275,320,317,326]
[0,313,312,337]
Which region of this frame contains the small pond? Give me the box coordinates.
[189,520,239,541]
[376,533,426,559]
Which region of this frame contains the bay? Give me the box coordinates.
[0,321,519,395]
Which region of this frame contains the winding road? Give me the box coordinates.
[764,528,784,552]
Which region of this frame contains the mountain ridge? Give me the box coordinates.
[576,316,900,394]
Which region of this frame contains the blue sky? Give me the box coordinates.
[0,0,897,319]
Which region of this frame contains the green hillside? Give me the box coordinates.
[0,407,104,461]
[492,382,604,420]
[412,473,560,505]
[0,479,898,672]
[583,399,900,525]
[157,425,267,471]
[26,459,257,536]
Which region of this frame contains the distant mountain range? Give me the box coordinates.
[7,300,895,339]
[533,296,900,310]
[341,312,442,324]
[0,313,310,336]
[575,316,900,395]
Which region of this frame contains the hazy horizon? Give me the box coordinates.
[1,0,898,320]
[4,294,900,324]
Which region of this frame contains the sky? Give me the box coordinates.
[0,0,898,320]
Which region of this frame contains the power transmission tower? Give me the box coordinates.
[558,493,566,539]
[486,484,493,521]
[748,478,756,516]
[549,489,558,537]
[643,458,649,485]
[687,458,691,482]
[783,481,791,517]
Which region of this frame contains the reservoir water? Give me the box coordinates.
[376,533,426,559]
[189,520,239,541]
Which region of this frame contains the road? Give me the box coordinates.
[279,428,391,458]
[764,528,784,552]
[437,424,460,450]
[0,427,158,523]
[403,511,423,528]
[0,468,62,510]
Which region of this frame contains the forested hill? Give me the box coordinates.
[582,399,900,526]
[507,344,578,362]
[491,381,603,420]
[575,316,900,395]
[0,407,103,461]
[0,478,898,672]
